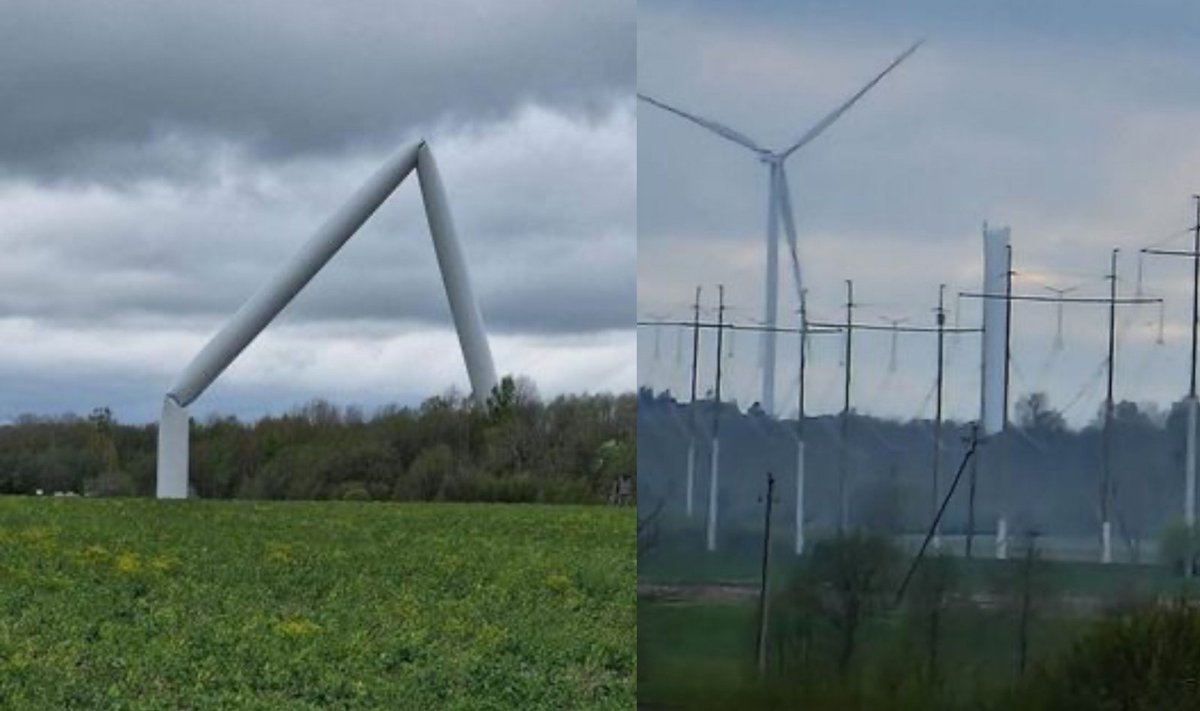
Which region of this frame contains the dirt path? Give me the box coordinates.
[638,582,758,604]
[639,581,1118,615]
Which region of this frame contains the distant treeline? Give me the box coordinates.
[638,386,1194,544]
[0,377,635,504]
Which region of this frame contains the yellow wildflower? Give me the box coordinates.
[115,552,140,573]
[277,618,321,637]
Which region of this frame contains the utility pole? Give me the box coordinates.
[1137,197,1200,567]
[638,296,844,540]
[962,263,1160,564]
[803,288,983,540]
[796,291,808,555]
[1102,249,1118,564]
[1191,196,1200,540]
[966,456,978,558]
[896,424,981,604]
[706,285,725,552]
[756,472,777,676]
[840,279,854,534]
[686,286,702,518]
[998,245,1014,560]
[933,285,946,549]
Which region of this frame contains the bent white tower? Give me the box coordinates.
[156,141,498,499]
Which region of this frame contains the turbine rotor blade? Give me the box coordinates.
[777,165,805,305]
[782,39,924,159]
[638,93,765,153]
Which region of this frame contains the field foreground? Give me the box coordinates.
[0,498,634,710]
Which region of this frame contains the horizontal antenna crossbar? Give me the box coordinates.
[636,320,841,335]
[959,292,1162,305]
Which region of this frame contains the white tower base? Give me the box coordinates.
[156,396,189,499]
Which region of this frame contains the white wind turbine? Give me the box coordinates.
[639,39,923,415]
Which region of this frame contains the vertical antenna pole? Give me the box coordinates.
[1102,249,1118,564]
[1188,196,1200,544]
[998,245,1013,560]
[707,285,726,552]
[933,285,946,548]
[796,290,808,554]
[686,286,702,518]
[756,472,776,676]
[840,279,854,534]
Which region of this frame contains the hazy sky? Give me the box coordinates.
[0,0,634,422]
[638,0,1200,426]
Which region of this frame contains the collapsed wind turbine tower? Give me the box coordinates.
[639,40,922,414]
[156,141,497,499]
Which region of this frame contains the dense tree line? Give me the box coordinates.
[0,377,635,504]
[638,385,1193,546]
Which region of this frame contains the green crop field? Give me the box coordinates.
[0,498,634,710]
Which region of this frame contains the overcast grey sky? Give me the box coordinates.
[0,0,634,422]
[638,0,1200,426]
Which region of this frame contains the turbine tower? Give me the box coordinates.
[156,141,497,499]
[639,40,922,414]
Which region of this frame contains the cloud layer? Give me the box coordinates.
[1,0,633,180]
[0,0,634,422]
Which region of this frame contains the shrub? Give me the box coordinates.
[337,482,371,501]
[1018,602,1200,711]
[783,532,903,673]
[1159,521,1200,576]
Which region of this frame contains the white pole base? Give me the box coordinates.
[156,396,189,499]
[685,440,696,518]
[1101,521,1112,564]
[795,439,806,556]
[706,437,720,552]
[995,516,1008,560]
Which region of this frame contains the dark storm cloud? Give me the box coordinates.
[0,102,634,335]
[0,1,634,420]
[0,0,633,181]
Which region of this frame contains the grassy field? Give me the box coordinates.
[0,497,634,710]
[638,530,1197,710]
[640,534,1189,599]
[638,599,1089,710]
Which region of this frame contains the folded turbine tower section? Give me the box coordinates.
[156,141,498,499]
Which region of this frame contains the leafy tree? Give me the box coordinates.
[402,443,455,501]
[1016,392,1066,434]
[791,533,903,672]
[0,382,633,505]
